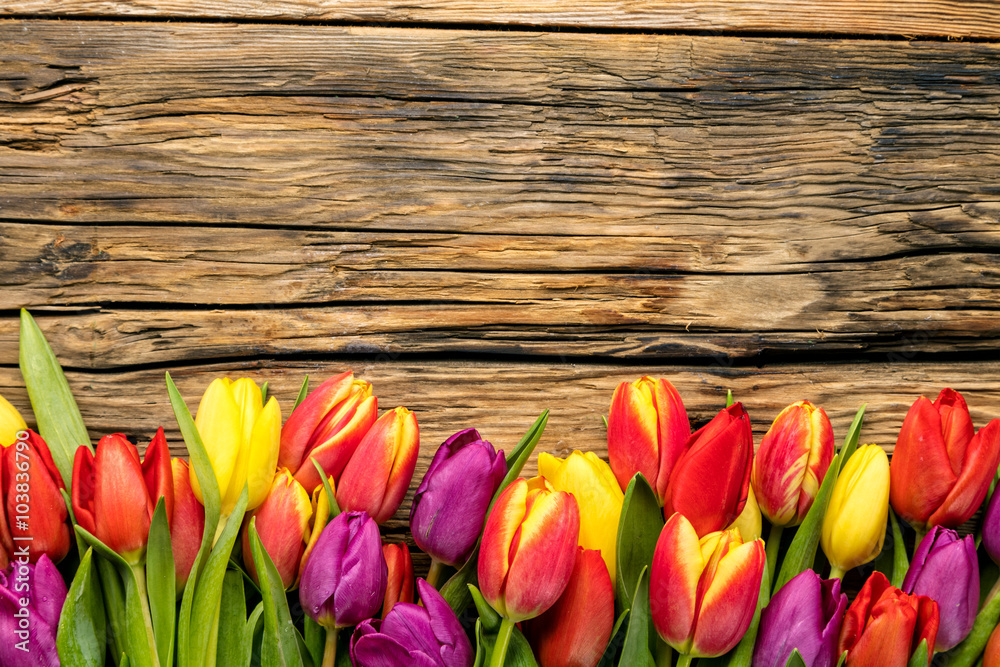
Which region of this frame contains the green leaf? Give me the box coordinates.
[889,508,909,588]
[603,415,609,430]
[726,389,735,408]
[260,382,269,404]
[947,580,1000,667]
[216,570,250,667]
[57,547,107,667]
[18,308,91,489]
[470,597,538,667]
[122,565,155,667]
[294,376,310,410]
[723,562,770,667]
[619,566,655,667]
[835,651,846,667]
[784,649,808,667]
[120,655,131,667]
[146,499,175,667]
[96,554,128,661]
[597,610,630,666]
[468,584,501,632]
[773,405,864,595]
[441,552,479,615]
[310,457,341,519]
[906,639,928,667]
[74,525,130,571]
[246,602,264,659]
[303,615,325,667]
[249,518,306,667]
[616,473,664,609]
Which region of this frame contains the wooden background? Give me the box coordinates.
[2,2,1000,528]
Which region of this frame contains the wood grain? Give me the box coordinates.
[2,1,999,38]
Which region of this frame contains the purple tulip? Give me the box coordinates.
[0,555,66,667]
[983,489,1000,565]
[410,429,506,567]
[753,569,847,667]
[902,525,978,651]
[299,510,387,629]
[350,578,473,667]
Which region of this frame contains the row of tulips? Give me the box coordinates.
[4,309,1000,666]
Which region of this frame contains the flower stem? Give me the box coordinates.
[653,638,673,667]
[490,617,515,667]
[765,523,783,587]
[426,558,445,589]
[322,627,339,667]
[948,577,1000,667]
[829,564,846,580]
[676,652,695,667]
[130,562,161,666]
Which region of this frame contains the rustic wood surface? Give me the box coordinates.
[2,0,999,38]
[1,15,999,530]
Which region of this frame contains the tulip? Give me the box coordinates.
[299,476,337,582]
[607,376,691,503]
[281,372,378,493]
[985,622,1000,667]
[351,579,474,667]
[821,444,889,578]
[838,571,938,667]
[73,430,172,565]
[752,569,847,667]
[0,554,66,667]
[650,513,765,658]
[191,377,281,514]
[478,477,580,623]
[410,428,506,578]
[901,525,977,651]
[984,487,1000,565]
[242,469,312,590]
[336,407,419,524]
[537,451,623,584]
[381,543,413,618]
[890,388,1000,532]
[0,394,27,447]
[0,431,69,568]
[299,510,387,629]
[171,458,204,592]
[752,400,834,527]
[523,547,614,667]
[663,402,753,536]
[730,484,762,543]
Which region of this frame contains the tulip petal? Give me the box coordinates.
[6,433,69,564]
[243,469,311,589]
[478,480,528,618]
[193,377,242,506]
[170,458,205,591]
[94,434,152,561]
[650,513,704,654]
[295,393,377,493]
[691,539,765,657]
[933,388,974,477]
[889,396,957,526]
[608,380,662,495]
[279,371,354,472]
[141,427,173,526]
[245,397,282,511]
[929,419,1000,528]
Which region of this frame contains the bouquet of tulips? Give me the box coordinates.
[6,308,1000,667]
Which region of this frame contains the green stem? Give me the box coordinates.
[676,652,695,667]
[829,564,846,580]
[130,562,161,666]
[490,617,515,667]
[765,523,783,588]
[948,577,1000,667]
[653,638,674,667]
[322,627,338,667]
[205,600,221,667]
[426,558,446,589]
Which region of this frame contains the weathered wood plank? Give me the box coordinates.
[1,1,998,38]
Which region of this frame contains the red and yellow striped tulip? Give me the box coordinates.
[336,407,418,524]
[170,458,204,592]
[650,513,765,658]
[241,468,312,590]
[607,377,691,504]
[381,543,413,618]
[280,372,378,493]
[752,400,835,527]
[478,477,580,622]
[664,403,753,536]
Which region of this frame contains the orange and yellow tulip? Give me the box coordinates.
[241,468,311,590]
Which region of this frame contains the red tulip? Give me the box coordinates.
[73,429,173,565]
[607,377,691,503]
[838,571,939,667]
[381,543,413,618]
[0,430,69,567]
[336,407,419,524]
[242,469,312,590]
[890,388,1000,530]
[170,458,204,592]
[664,403,753,536]
[524,547,614,667]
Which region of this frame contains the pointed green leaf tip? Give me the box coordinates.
[18,308,92,489]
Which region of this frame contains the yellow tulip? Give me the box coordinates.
[729,484,762,543]
[538,450,624,584]
[820,444,890,577]
[0,394,28,447]
[191,378,281,514]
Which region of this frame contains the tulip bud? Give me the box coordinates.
[901,526,977,651]
[281,372,378,493]
[0,394,27,448]
[381,543,413,618]
[191,377,281,514]
[171,458,204,592]
[537,451,623,584]
[523,547,614,667]
[752,400,835,527]
[0,431,69,567]
[299,510,387,629]
[752,569,847,667]
[410,428,506,568]
[821,444,889,576]
[242,469,312,590]
[336,407,418,524]
[663,402,753,536]
[478,477,580,622]
[650,513,765,658]
[607,377,691,503]
[0,555,66,667]
[73,430,172,565]
[838,571,939,667]
[891,389,1000,531]
[351,579,473,667]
